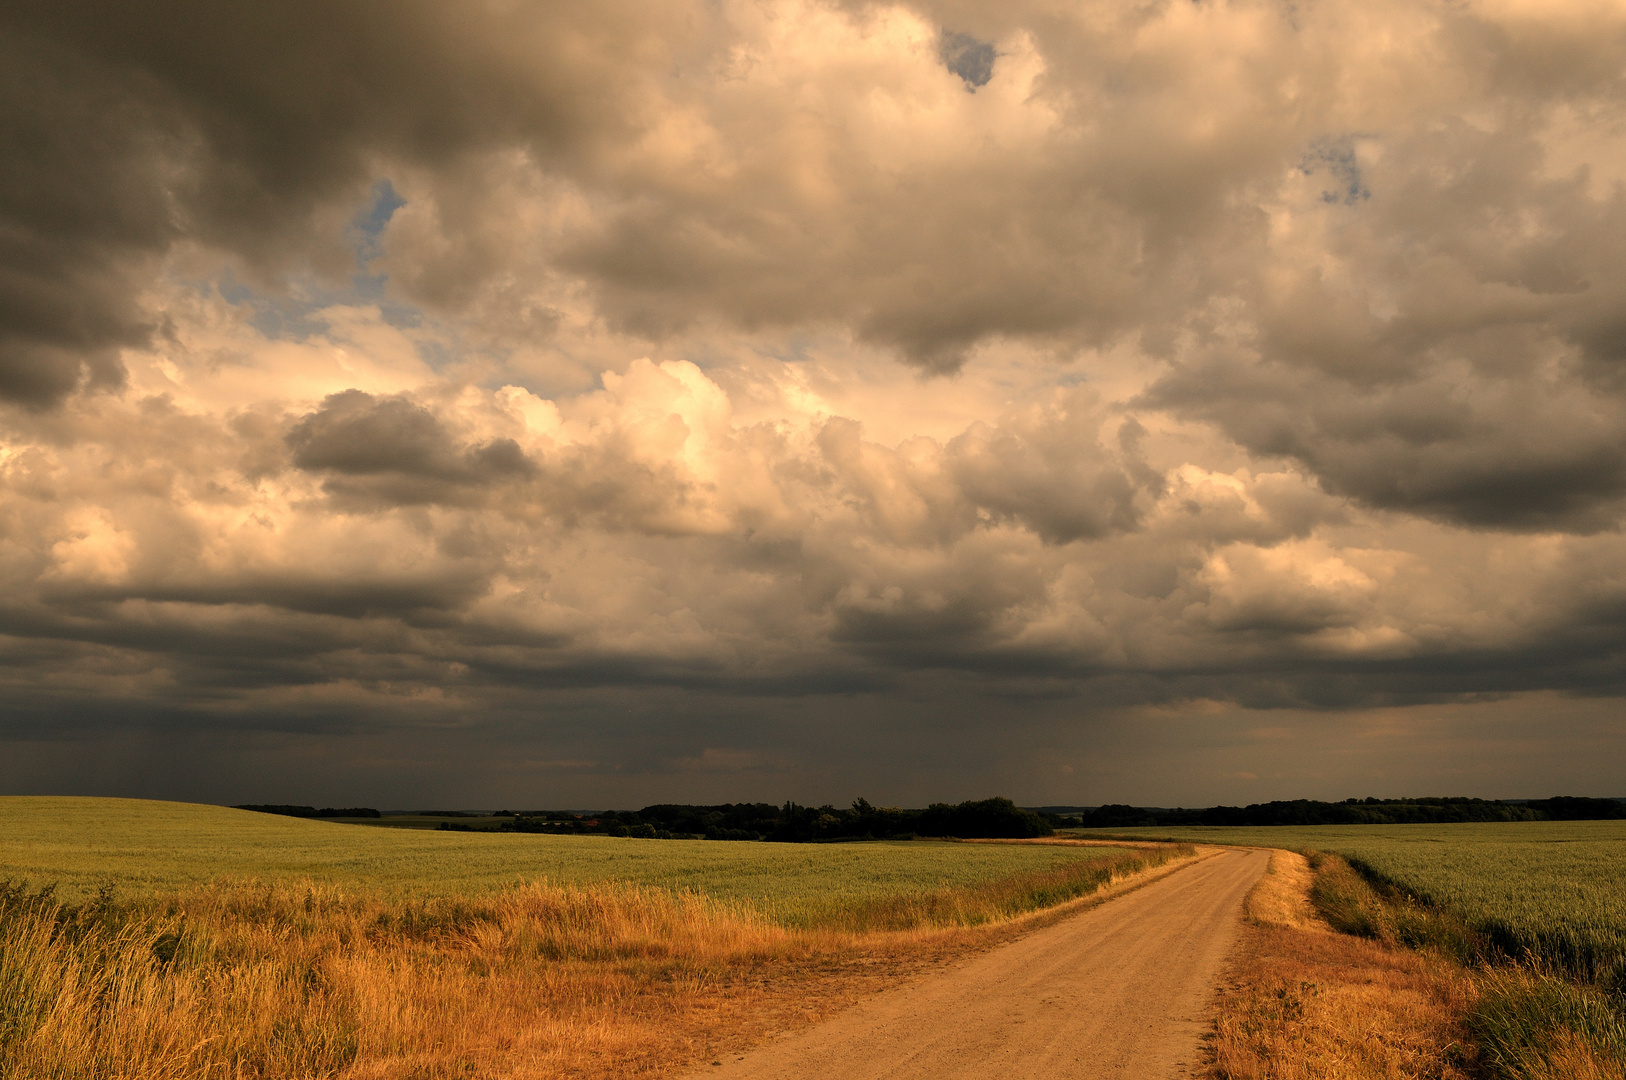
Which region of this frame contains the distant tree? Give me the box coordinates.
[233,804,318,818]
[1076,804,1158,829]
[1074,797,1564,829]
[1527,797,1626,821]
[917,797,1053,839]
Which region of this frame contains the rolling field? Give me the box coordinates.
[1091,821,1626,983]
[0,797,1187,1079]
[0,796,1136,923]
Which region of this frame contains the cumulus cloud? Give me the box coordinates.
[3,0,1625,801]
[288,390,533,507]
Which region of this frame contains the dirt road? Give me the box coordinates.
[695,847,1269,1080]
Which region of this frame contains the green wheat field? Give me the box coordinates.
[0,796,1130,925]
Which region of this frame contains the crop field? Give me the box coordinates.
[1093,821,1626,983]
[0,798,1185,1079]
[0,796,1138,924]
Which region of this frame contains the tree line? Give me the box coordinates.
[233,805,381,818]
[233,794,1625,838]
[496,797,1054,841]
[1070,796,1626,829]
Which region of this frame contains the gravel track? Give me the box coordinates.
[694,847,1269,1079]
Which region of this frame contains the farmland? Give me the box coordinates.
[0,797,1188,1079]
[1,797,1140,925]
[1094,820,1626,984]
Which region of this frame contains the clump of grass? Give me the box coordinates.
[1470,967,1626,1080]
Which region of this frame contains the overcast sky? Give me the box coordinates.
[3,0,1624,809]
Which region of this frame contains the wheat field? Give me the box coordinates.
[3,797,1129,921]
[1,798,1186,1079]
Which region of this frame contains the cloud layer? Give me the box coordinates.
[2,0,1624,804]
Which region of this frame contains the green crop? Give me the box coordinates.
[0,797,1135,926]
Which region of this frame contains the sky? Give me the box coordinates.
[2,0,1625,810]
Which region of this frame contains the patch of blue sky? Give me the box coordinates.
[351,178,407,264]
[216,178,426,343]
[216,270,335,341]
[1301,136,1371,205]
[754,334,822,367]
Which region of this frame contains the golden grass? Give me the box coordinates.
[1,845,1189,1079]
[1208,923,1479,1080]
[0,879,859,1080]
[1243,849,1328,934]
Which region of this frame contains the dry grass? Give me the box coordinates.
[1,845,1189,1079]
[1208,922,1479,1080]
[1243,849,1328,934]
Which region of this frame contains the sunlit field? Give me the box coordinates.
[0,798,1189,1079]
[1096,821,1626,986]
[2,797,1135,923]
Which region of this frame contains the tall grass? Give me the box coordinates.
[0,878,799,1079]
[1470,967,1626,1080]
[1304,852,1484,966]
[0,845,1186,1079]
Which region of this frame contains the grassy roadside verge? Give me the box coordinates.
[1208,849,1626,1080]
[0,843,1191,1079]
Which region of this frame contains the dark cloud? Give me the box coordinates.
[939,30,995,89]
[0,0,667,404]
[288,390,532,506]
[0,35,170,403]
[1142,349,1626,532]
[946,412,1144,544]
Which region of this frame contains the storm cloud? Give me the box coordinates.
[1,0,1624,806]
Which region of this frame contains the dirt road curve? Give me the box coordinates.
[697,847,1269,1080]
